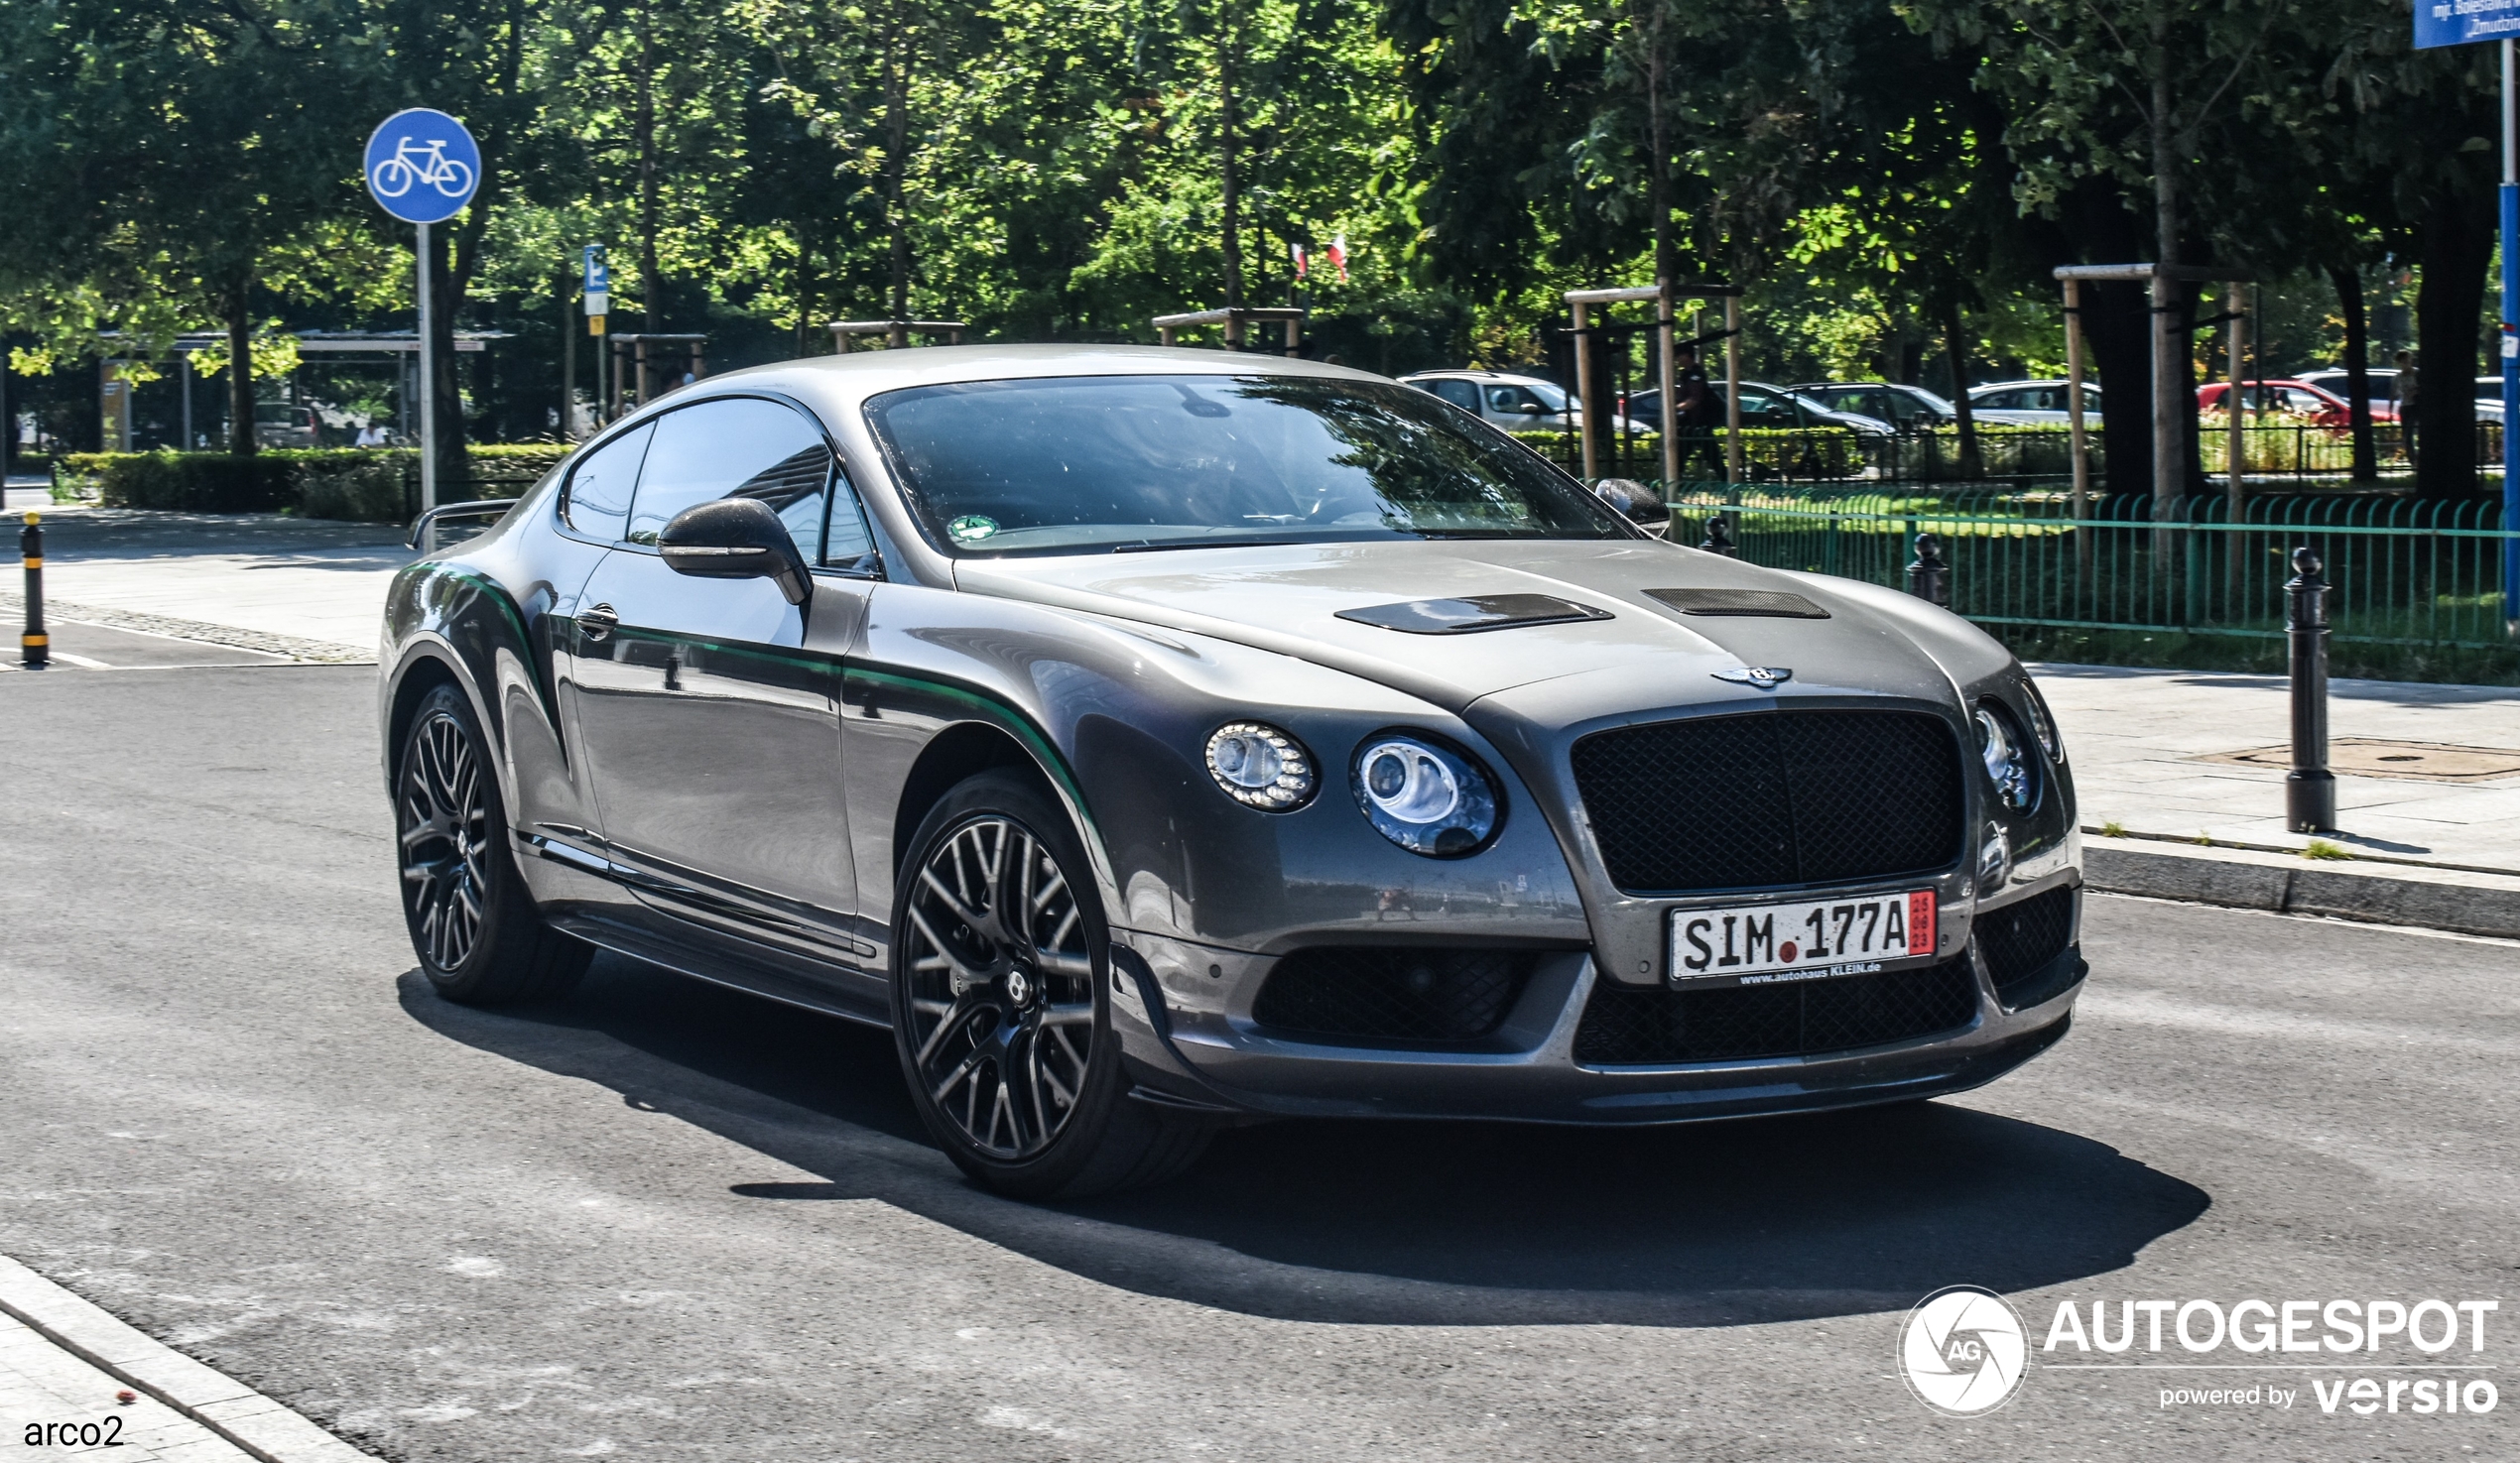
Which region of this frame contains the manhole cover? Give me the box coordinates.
[2201,738,2520,782]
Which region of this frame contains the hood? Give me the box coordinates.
[953,539,1960,715]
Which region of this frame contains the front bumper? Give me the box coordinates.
[1108,874,2084,1126]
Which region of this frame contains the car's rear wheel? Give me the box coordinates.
[892,771,1209,1199]
[396,682,590,1005]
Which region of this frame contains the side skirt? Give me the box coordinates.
[544,907,894,1030]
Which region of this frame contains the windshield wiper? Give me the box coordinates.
[1111,538,1305,553]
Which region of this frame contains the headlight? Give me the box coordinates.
[1352,735,1500,856]
[1974,703,2037,813]
[2022,680,2065,764]
[1205,721,1317,810]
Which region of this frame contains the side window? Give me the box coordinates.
[1430,378,1480,413]
[823,469,878,573]
[1975,390,2017,412]
[1484,385,1537,415]
[626,398,831,554]
[561,423,652,541]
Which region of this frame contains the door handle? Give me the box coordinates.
[577,603,618,643]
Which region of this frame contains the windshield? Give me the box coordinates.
[865,374,1630,556]
[1516,379,1571,411]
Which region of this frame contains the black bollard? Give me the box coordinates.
[2285,546,2334,833]
[1905,531,1952,607]
[19,510,46,669]
[1698,516,1738,558]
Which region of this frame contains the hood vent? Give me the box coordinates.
[1646,587,1829,619]
[1333,593,1614,635]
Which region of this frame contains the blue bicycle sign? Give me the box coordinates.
[363,109,480,223]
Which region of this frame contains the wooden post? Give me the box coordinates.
[1723,296,1743,483]
[2225,284,2246,510]
[1224,313,1244,351]
[887,321,908,349]
[1657,279,1679,488]
[2064,279,2092,574]
[1283,317,1300,358]
[1573,302,1597,480]
[635,337,652,408]
[1158,326,1176,347]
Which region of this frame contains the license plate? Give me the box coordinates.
[1668,890,1938,987]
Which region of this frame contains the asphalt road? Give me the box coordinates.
[0,664,2512,1462]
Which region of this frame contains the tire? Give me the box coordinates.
[891,771,1210,1199]
[395,682,591,1005]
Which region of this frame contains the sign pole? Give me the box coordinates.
[2503,38,2518,632]
[417,220,437,515]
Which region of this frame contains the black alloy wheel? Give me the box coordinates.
[901,809,1098,1159]
[394,682,590,1004]
[892,772,1211,1197]
[400,703,492,971]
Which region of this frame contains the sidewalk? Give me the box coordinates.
[8,507,415,658]
[2032,663,2520,936]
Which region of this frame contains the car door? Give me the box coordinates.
[568,394,876,967]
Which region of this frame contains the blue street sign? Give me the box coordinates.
[582,245,609,296]
[362,109,481,224]
[2416,0,2520,49]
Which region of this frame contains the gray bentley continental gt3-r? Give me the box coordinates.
[379,345,2084,1198]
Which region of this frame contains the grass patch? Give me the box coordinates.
[2302,839,2354,861]
[2099,820,2126,838]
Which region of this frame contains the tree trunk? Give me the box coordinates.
[2415,182,2494,499]
[1218,2,1240,313]
[2147,26,2187,518]
[1945,300,1980,478]
[2331,263,2376,483]
[1645,2,1674,294]
[885,20,911,322]
[794,226,815,357]
[638,0,660,338]
[426,228,466,492]
[225,282,256,457]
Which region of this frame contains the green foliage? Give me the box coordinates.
[58,446,567,520]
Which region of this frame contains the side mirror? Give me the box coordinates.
[1517,401,1550,416]
[1593,478,1672,539]
[659,498,812,605]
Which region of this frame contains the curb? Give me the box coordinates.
[0,1256,373,1463]
[2083,839,2520,940]
[0,590,372,664]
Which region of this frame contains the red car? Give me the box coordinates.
[2198,379,2397,426]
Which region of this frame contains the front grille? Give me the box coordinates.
[1252,947,1537,1043]
[1573,956,1979,1065]
[1976,886,2079,1008]
[1570,709,1964,895]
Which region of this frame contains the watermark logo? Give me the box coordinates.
[1901,1285,2030,1416]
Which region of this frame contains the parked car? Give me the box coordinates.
[2197,379,2393,426]
[1625,382,1894,435]
[2295,368,2396,417]
[1792,382,2048,429]
[1964,381,2103,425]
[1399,370,1642,435]
[382,345,2085,1199]
[254,403,321,448]
[2473,377,2508,424]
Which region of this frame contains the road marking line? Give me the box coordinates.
[0,1256,375,1462]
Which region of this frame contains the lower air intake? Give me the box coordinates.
[1975,885,2079,1009]
[1252,947,1537,1044]
[1573,955,1979,1065]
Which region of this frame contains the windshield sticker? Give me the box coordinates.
[947,515,999,544]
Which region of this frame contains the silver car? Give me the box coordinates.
[379,346,2085,1199]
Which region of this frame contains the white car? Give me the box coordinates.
[1794,382,2049,429]
[1965,381,2103,426]
[1400,370,1643,435]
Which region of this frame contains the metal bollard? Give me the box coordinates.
[1905,531,1952,607]
[19,510,46,669]
[2285,546,2335,833]
[1697,517,1738,558]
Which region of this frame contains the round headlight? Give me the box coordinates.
[1205,722,1316,810]
[2022,681,2065,765]
[1352,735,1500,857]
[1975,703,2037,813]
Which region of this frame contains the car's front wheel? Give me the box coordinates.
[395,682,590,1005]
[892,772,1209,1198]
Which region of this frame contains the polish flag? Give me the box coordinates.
[1291,242,1308,279]
[1325,234,1349,283]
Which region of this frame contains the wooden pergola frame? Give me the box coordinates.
[1150,306,1306,356]
[828,319,967,351]
[1563,281,1742,485]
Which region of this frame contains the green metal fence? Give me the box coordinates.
[1662,486,2519,651]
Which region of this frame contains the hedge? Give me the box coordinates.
[59,443,574,522]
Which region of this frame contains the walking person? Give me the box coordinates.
[1670,344,1722,482]
[2394,349,2420,467]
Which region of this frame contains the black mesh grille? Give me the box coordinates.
[1252,947,1537,1043]
[1976,886,2078,1008]
[1570,709,1965,895]
[1572,956,1979,1065]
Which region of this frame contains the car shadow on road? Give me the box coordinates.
[400,953,2207,1329]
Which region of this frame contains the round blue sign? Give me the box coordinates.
[363,109,481,224]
